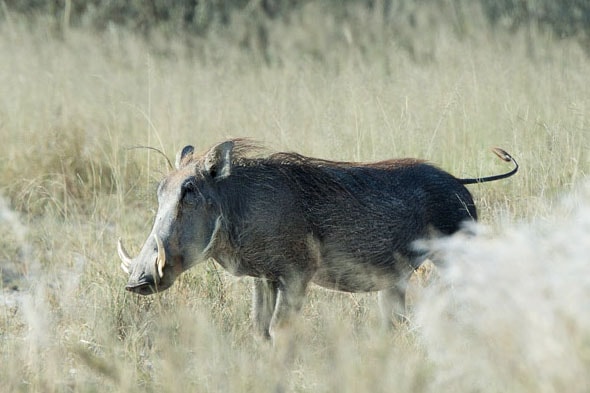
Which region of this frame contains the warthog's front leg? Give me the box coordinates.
[268,274,310,347]
[252,278,279,340]
[262,273,311,393]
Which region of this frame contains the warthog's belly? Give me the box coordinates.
[311,256,411,292]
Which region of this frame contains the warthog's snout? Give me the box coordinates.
[118,234,175,295]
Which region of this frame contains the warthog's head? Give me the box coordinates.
[118,141,234,295]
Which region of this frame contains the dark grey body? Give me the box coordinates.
[118,140,517,341]
[215,158,474,286]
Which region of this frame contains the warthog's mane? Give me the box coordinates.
[266,152,426,170]
[199,138,427,171]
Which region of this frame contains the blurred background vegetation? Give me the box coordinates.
[3,0,590,61]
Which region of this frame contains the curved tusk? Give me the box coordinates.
[154,234,166,279]
[118,238,133,274]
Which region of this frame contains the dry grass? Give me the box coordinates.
[1,5,589,392]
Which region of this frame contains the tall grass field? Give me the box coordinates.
[1,4,589,392]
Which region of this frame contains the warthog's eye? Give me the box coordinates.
[180,178,198,204]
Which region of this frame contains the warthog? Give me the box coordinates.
[118,139,517,340]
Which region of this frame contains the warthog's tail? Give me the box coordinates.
[459,148,519,185]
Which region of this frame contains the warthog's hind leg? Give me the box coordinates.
[378,281,409,329]
[252,278,279,340]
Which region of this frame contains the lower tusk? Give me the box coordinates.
[118,238,133,274]
[154,234,166,279]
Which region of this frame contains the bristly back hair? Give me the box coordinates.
[216,138,426,170]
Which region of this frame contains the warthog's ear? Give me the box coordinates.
[175,145,195,169]
[204,141,234,180]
